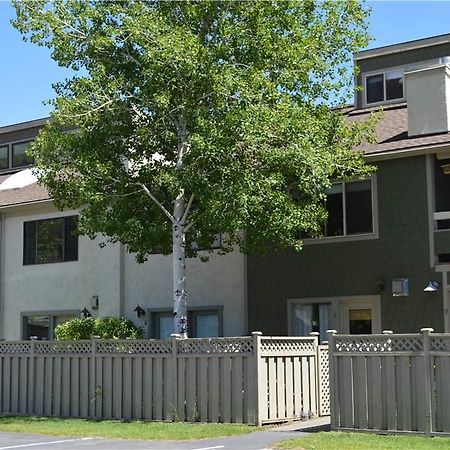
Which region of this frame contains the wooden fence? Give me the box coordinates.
[329,328,450,435]
[0,333,329,425]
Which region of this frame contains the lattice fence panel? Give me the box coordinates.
[35,341,93,354]
[260,338,315,355]
[177,337,253,354]
[334,336,423,353]
[318,345,330,416]
[430,335,450,352]
[97,339,172,354]
[0,341,31,354]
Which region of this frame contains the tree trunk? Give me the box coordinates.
[172,208,188,338]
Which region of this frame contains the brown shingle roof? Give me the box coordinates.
[0,174,50,208]
[347,103,450,156]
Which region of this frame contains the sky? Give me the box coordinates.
[1,1,450,127]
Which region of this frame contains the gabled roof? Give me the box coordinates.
[0,173,50,208]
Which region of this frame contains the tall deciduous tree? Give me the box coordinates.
[13,0,375,337]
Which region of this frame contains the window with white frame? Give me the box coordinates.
[365,69,404,105]
[325,179,373,237]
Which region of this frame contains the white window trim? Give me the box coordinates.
[362,65,405,108]
[302,175,378,245]
[287,295,381,340]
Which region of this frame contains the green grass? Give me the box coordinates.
[0,416,257,440]
[276,431,450,449]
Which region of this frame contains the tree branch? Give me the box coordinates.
[139,183,175,223]
[180,194,194,225]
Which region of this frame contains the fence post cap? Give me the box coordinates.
[321,340,328,345]
[326,329,337,335]
[170,333,181,338]
[382,330,393,334]
[251,331,263,336]
[309,332,320,336]
[420,328,434,333]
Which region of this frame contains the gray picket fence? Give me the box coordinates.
[0,333,329,425]
[329,328,450,435]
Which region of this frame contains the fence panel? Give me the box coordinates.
[330,329,450,435]
[0,334,329,424]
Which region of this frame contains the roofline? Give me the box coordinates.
[364,141,450,162]
[0,198,53,211]
[355,33,450,61]
[0,118,49,135]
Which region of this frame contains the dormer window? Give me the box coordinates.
[365,68,404,106]
[0,140,34,171]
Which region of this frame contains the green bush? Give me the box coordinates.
[54,316,143,340]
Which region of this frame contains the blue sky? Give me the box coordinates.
[1,1,450,127]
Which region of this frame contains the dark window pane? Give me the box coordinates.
[0,146,8,169]
[26,315,49,340]
[12,141,34,167]
[194,313,219,338]
[438,253,450,264]
[434,157,450,211]
[349,309,372,334]
[23,221,37,265]
[64,216,78,261]
[325,184,343,236]
[366,74,384,104]
[386,70,403,100]
[157,314,173,339]
[37,219,64,263]
[346,180,372,234]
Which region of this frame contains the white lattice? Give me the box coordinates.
[318,345,330,416]
[35,341,92,354]
[260,338,315,354]
[97,340,172,354]
[0,341,31,354]
[334,336,423,353]
[177,338,253,354]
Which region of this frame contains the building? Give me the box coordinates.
[248,34,450,341]
[0,119,247,340]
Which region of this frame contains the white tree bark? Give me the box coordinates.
[173,117,189,338]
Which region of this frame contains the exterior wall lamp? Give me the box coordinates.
[424,281,439,292]
[134,305,146,318]
[81,307,92,318]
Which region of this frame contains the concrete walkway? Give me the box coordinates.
[0,417,330,450]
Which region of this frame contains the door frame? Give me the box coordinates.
[288,294,381,337]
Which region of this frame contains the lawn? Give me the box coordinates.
[0,416,256,440]
[276,431,450,449]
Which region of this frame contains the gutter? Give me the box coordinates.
[364,142,450,162]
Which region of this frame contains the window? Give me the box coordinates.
[150,307,223,338]
[291,303,331,343]
[23,311,79,340]
[0,140,34,171]
[365,69,404,105]
[325,179,373,237]
[24,216,78,265]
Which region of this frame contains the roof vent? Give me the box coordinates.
[405,64,450,137]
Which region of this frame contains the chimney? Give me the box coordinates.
[406,64,450,137]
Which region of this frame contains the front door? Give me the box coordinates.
[341,298,381,334]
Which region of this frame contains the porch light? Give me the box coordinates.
[134,305,146,318]
[81,307,92,318]
[424,281,439,292]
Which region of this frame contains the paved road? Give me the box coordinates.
[0,418,330,450]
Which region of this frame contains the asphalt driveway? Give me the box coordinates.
[0,417,330,450]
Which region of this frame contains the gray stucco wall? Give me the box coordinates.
[355,43,450,109]
[247,156,444,335]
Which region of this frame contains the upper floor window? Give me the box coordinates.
[24,216,78,265]
[0,140,34,171]
[365,69,404,105]
[325,179,373,237]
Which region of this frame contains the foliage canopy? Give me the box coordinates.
[13,0,375,261]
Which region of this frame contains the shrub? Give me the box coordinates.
[55,316,143,340]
